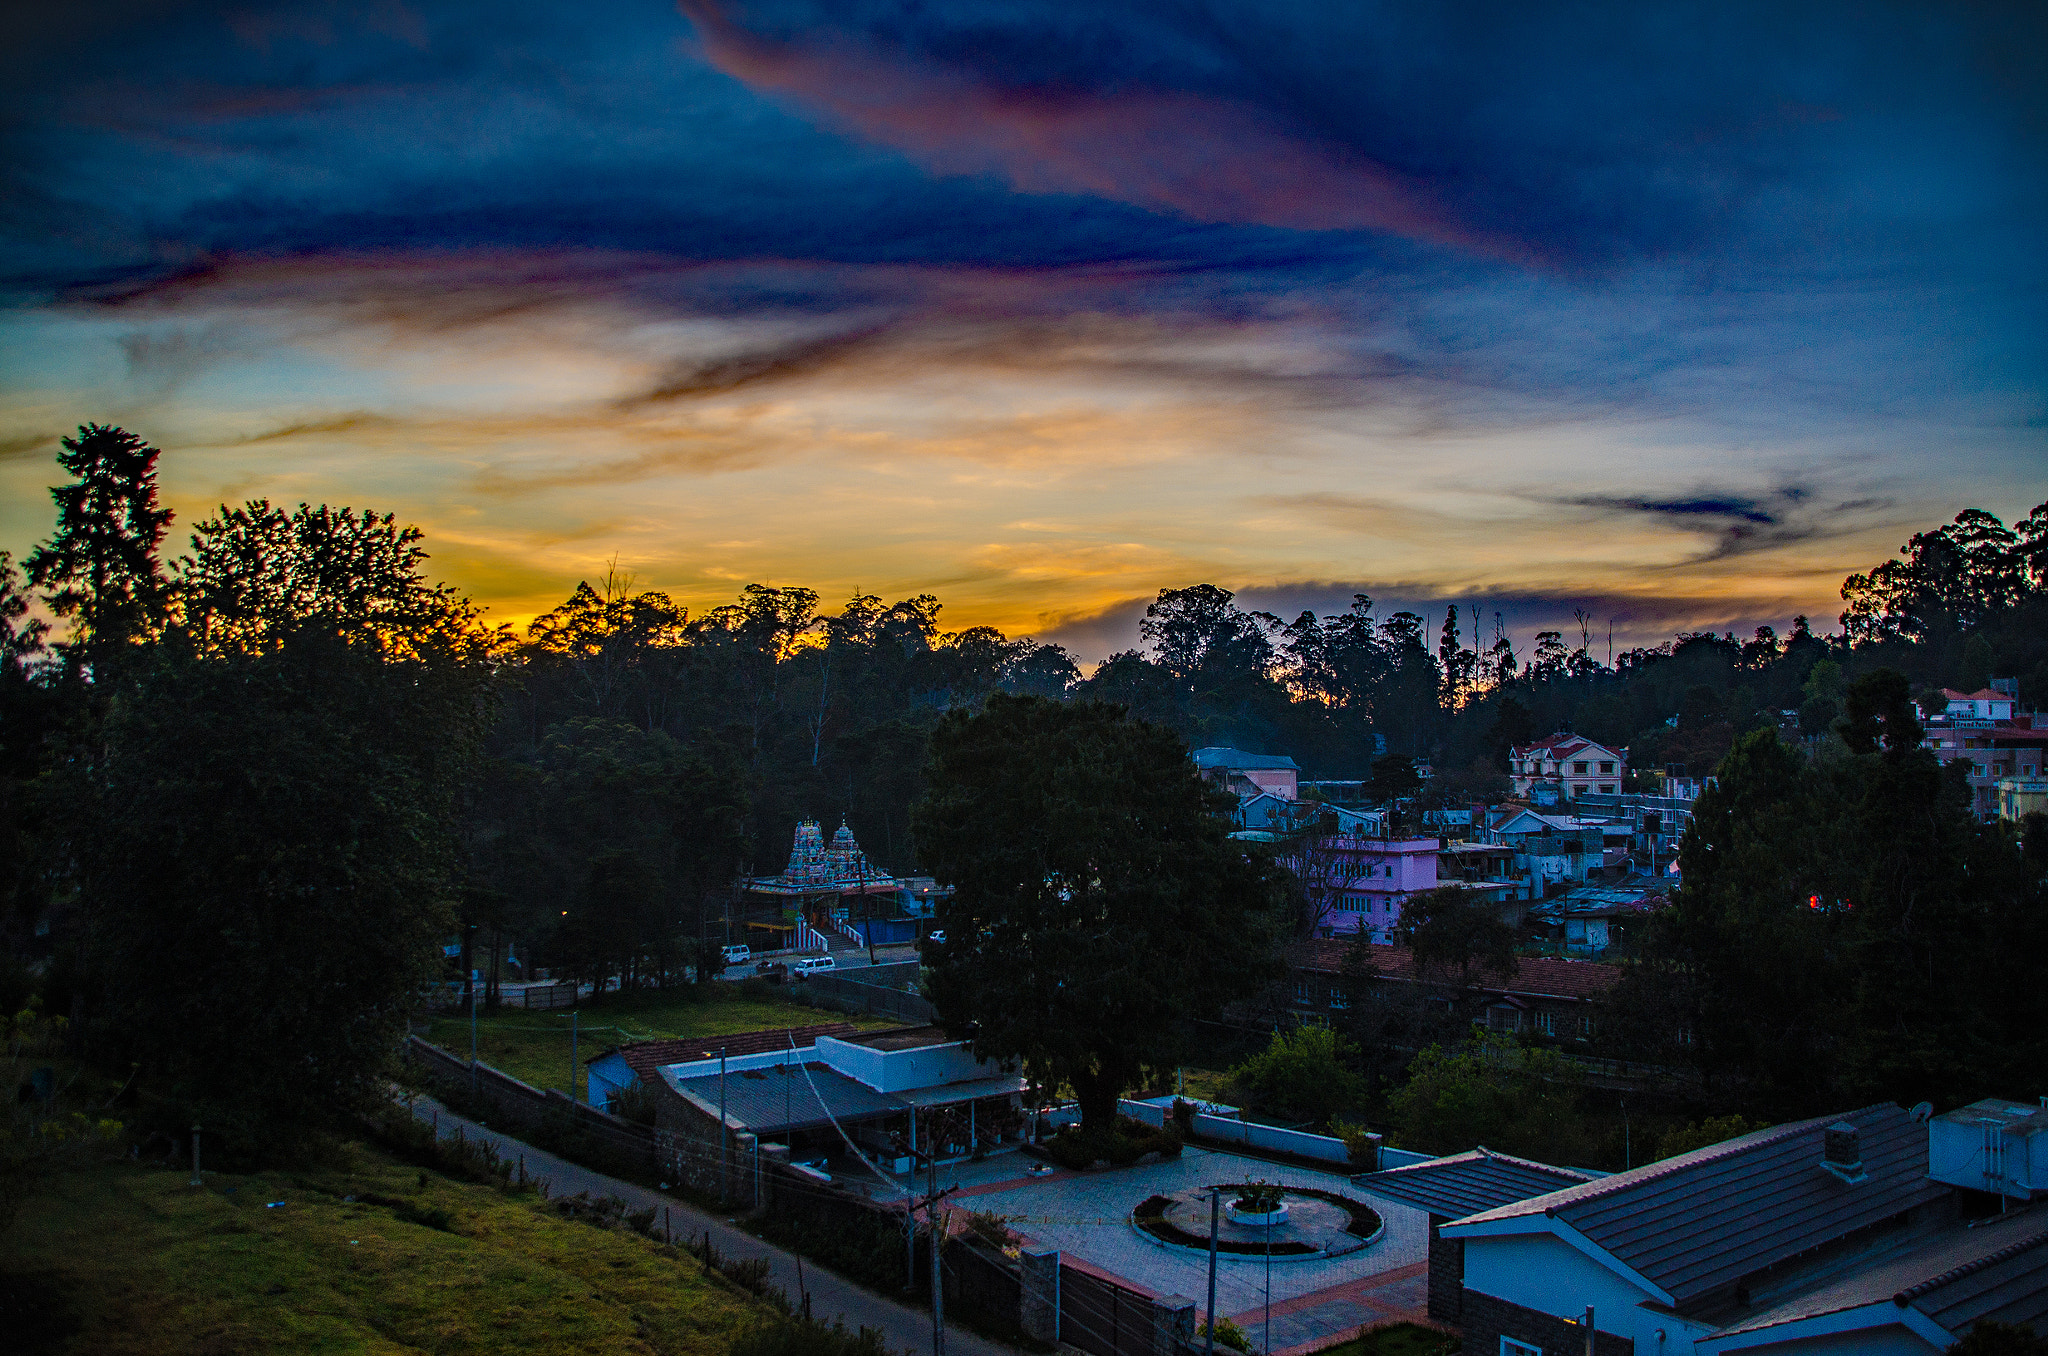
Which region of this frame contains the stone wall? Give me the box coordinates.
[404,1035,658,1179]
[1461,1289,1634,1356]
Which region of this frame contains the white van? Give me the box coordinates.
[792,955,837,978]
[721,944,751,965]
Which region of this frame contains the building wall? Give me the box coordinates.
[1458,1231,1709,1352]
[1460,1288,1635,1356]
[1712,1329,1936,1356]
[1427,1220,1463,1324]
[811,1034,993,1093]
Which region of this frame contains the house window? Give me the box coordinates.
[1576,1014,1592,1040]
[1600,761,1614,774]
[1329,988,1351,1010]
[1293,978,1311,1003]
[1598,784,1614,794]
[1574,761,1588,774]
[1534,1011,1555,1036]
[1501,1340,1543,1356]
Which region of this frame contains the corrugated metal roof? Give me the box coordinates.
[1448,1104,1948,1305]
[1355,1147,1598,1220]
[671,1061,905,1135]
[1193,747,1301,771]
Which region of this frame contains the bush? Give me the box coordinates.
[1655,1114,1764,1162]
[1198,1318,1255,1354]
[1041,1115,1181,1169]
[731,1318,895,1356]
[1229,1027,1365,1127]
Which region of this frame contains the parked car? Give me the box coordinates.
[754,960,788,980]
[792,955,837,978]
[721,944,751,965]
[925,930,946,945]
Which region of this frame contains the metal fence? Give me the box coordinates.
[1060,1263,1157,1356]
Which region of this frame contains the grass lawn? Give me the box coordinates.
[1,1142,766,1356]
[423,984,900,1093]
[1310,1322,1457,1356]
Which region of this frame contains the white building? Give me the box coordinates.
[1509,733,1628,801]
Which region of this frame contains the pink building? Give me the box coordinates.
[1308,834,1440,942]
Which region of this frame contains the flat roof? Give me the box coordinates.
[839,1025,957,1051]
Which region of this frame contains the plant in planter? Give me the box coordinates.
[1233,1181,1283,1213]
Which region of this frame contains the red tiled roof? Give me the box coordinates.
[1509,732,1623,760]
[600,1021,866,1079]
[1287,938,1619,1001]
[1942,688,2009,702]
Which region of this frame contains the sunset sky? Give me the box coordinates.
[3,1,2043,659]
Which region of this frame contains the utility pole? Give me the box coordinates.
[860,852,877,967]
[929,1147,946,1356]
[470,968,480,1089]
[1205,1188,1220,1356]
[1582,1305,1596,1356]
[719,1046,730,1204]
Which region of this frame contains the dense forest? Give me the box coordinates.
[0,426,2042,1138]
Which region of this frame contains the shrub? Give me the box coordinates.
[1041,1115,1181,1170]
[1655,1114,1764,1162]
[1198,1317,1255,1354]
[730,1318,895,1356]
[1228,1026,1366,1127]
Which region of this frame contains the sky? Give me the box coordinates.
[2,1,2043,659]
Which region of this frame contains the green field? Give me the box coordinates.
[2,1143,765,1356]
[424,985,900,1093]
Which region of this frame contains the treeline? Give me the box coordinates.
[0,423,2042,1144]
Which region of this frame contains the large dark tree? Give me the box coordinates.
[913,695,1286,1134]
[76,501,499,1144]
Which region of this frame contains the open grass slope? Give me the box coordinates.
[425,986,899,1093]
[1,1141,765,1355]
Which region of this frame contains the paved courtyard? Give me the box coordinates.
[926,1144,1434,1352]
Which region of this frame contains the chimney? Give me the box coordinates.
[1821,1122,1867,1183]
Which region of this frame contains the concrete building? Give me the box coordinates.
[1193,747,1301,800]
[1438,1102,2048,1354]
[1284,939,1617,1040]
[1297,833,1442,941]
[622,1023,1030,1180]
[1920,695,2048,820]
[1510,733,1629,802]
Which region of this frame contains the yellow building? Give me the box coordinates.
[1997,776,2048,821]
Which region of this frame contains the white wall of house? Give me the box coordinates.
[812,1035,991,1093]
[1706,1327,1937,1356]
[1458,1230,1715,1351]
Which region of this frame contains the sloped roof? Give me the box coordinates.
[1446,1103,1948,1307]
[1355,1147,1599,1220]
[1713,1205,2048,1338]
[597,1022,864,1081]
[1511,733,1625,760]
[1287,938,1619,1002]
[1193,747,1301,771]
[1942,688,2011,702]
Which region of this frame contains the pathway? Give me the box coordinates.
[409,1094,1014,1356]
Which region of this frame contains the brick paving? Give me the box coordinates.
[940,1144,1431,1351]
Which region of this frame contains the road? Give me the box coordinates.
[409,1093,1014,1356]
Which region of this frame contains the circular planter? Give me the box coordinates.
[1225,1201,1289,1227]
